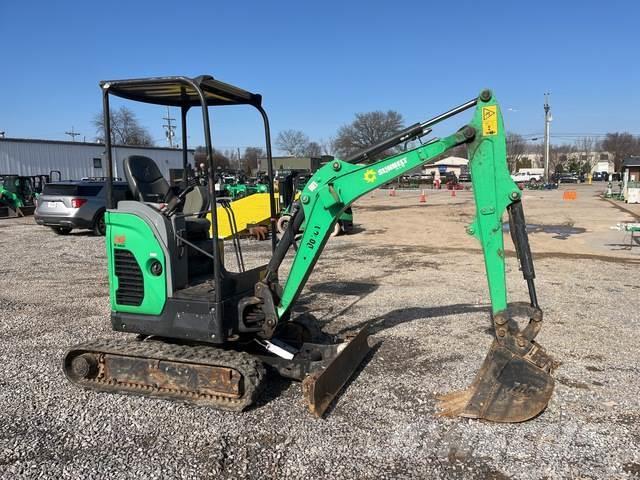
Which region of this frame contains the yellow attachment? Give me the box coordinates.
[206,193,276,239]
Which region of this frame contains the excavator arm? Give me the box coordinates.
[253,90,556,422]
[277,128,473,317]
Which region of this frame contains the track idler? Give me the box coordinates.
[437,303,556,422]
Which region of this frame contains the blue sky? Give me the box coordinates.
[1,0,638,153]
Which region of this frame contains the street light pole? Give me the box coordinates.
[543,93,551,183]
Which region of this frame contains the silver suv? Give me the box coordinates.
[35,180,130,235]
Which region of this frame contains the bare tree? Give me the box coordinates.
[334,110,404,160]
[576,136,596,174]
[275,130,310,156]
[320,137,336,156]
[94,106,154,146]
[549,144,574,173]
[194,146,231,172]
[242,147,264,173]
[506,132,526,173]
[304,141,322,157]
[601,132,640,171]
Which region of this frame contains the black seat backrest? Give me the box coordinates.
[122,155,176,204]
[183,186,209,218]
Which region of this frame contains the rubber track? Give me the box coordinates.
[63,338,265,412]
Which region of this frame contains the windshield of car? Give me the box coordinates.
[42,183,104,197]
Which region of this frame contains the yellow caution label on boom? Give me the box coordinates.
[482,105,498,136]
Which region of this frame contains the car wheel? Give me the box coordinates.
[93,210,106,236]
[52,226,72,235]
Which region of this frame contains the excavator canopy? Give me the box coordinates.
[100,75,262,107]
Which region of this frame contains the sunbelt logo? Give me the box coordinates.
[378,157,407,175]
[363,157,408,183]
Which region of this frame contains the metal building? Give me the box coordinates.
[0,137,194,181]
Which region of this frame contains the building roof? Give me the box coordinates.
[622,156,640,168]
[0,137,194,152]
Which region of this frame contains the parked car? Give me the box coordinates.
[511,171,543,183]
[553,173,579,183]
[35,180,131,235]
[458,172,471,182]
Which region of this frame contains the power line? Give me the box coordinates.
[162,107,176,148]
[543,92,551,183]
[65,126,81,142]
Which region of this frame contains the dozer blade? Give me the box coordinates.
[302,324,371,417]
[437,339,555,423]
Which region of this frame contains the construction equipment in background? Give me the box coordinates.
[611,223,640,248]
[0,170,62,218]
[63,75,555,422]
[206,192,274,239]
[0,174,37,217]
[225,181,269,200]
[276,170,353,237]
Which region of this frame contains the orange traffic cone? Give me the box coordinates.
[451,189,456,197]
[390,187,396,197]
[419,190,426,203]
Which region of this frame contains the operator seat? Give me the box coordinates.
[122,156,210,238]
[183,186,209,218]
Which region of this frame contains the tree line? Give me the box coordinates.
[506,132,640,174]
[94,106,640,174]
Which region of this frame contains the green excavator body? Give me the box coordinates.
[63,76,555,421]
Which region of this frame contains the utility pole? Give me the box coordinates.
[163,107,176,148]
[65,126,81,142]
[543,92,552,183]
[237,147,242,171]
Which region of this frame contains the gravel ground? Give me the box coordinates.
[1,185,639,479]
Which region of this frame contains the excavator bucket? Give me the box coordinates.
[438,329,556,422]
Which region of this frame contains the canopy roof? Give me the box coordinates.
[99,75,262,108]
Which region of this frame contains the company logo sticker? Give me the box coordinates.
[364,169,377,183]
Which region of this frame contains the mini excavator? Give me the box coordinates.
[63,75,556,422]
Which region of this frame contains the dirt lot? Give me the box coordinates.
[1,183,639,479]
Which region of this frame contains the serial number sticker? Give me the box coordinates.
[482,105,498,136]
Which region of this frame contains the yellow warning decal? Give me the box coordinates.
[482,105,498,136]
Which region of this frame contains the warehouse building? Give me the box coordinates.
[422,156,468,177]
[0,137,194,181]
